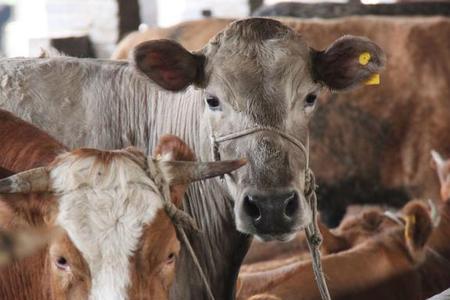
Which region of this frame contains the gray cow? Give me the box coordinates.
[0,18,384,300]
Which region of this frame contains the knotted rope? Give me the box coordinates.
[211,127,332,300]
[145,157,216,300]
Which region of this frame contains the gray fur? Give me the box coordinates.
[0,18,382,299]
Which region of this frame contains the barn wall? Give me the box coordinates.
[6,0,119,58]
[46,0,118,57]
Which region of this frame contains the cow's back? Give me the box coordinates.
[0,109,66,171]
[111,18,233,58]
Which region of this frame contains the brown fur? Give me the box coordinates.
[238,200,445,300]
[154,135,196,207]
[0,110,66,172]
[133,40,206,91]
[111,19,232,59]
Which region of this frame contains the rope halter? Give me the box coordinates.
[210,125,331,300]
[144,157,215,300]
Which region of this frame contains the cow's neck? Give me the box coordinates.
[120,85,252,300]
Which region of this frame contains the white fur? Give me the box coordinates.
[431,150,445,168]
[50,152,163,300]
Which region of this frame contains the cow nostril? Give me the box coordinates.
[243,195,261,220]
[284,192,299,218]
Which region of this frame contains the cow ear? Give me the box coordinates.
[153,135,196,208]
[317,221,349,254]
[0,193,58,265]
[132,39,206,91]
[431,150,447,183]
[402,202,432,259]
[0,193,56,229]
[311,35,386,91]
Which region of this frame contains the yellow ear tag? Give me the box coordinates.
[365,73,380,85]
[359,52,371,65]
[404,214,416,242]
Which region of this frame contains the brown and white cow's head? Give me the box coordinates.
[133,18,385,241]
[0,136,244,300]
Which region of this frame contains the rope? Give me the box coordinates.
[145,157,216,300]
[212,126,332,300]
[305,170,332,300]
[211,127,309,166]
[178,227,217,300]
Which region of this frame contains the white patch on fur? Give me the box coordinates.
[50,152,163,300]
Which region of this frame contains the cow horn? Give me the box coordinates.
[427,199,441,227]
[0,167,50,193]
[431,150,445,168]
[158,159,246,185]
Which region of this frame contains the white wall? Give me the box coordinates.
[5,0,118,58]
[5,0,250,57]
[156,0,248,27]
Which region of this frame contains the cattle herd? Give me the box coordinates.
[0,10,448,300]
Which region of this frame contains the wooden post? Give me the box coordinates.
[249,0,264,14]
[117,0,141,42]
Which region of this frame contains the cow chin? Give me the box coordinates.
[254,232,298,243]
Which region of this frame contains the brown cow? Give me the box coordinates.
[238,151,450,299]
[111,18,232,59]
[112,16,450,227]
[244,204,407,264]
[243,220,347,264]
[0,111,244,300]
[0,110,66,171]
[238,200,442,300]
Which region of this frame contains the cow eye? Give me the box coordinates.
[166,252,176,264]
[305,93,317,106]
[205,95,221,110]
[55,256,69,271]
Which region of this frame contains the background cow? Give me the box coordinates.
[238,200,443,300]
[0,18,384,299]
[238,150,450,299]
[253,2,450,18]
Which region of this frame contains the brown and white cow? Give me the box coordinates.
[0,110,244,300]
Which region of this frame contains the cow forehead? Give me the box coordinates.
[206,18,310,72]
[49,151,165,299]
[205,19,313,121]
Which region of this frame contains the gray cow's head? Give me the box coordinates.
[133,18,385,241]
